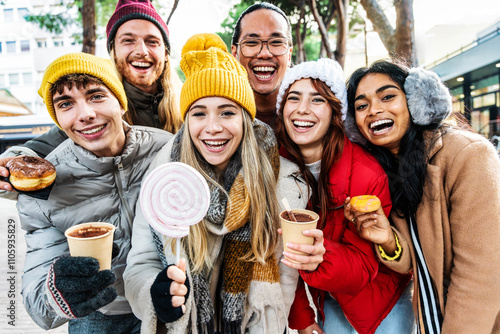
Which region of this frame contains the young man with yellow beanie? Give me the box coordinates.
[123,33,307,333]
[15,52,172,333]
[0,0,181,195]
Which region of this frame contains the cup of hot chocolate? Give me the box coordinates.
[65,222,116,270]
[280,209,319,263]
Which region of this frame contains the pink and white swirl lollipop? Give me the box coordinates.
[140,162,210,262]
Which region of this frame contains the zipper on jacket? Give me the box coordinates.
[152,94,161,128]
[115,162,134,224]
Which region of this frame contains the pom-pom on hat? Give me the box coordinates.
[106,0,170,52]
[180,33,256,120]
[276,58,348,120]
[39,52,128,128]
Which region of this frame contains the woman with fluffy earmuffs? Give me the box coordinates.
[344,59,500,333]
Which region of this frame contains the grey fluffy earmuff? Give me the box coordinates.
[405,67,452,126]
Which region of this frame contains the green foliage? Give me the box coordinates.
[24,12,74,34]
[175,65,186,83]
[217,1,254,50]
[23,0,127,39]
[303,34,322,60]
[219,0,365,62]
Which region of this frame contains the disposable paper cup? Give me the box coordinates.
[65,222,116,270]
[280,209,319,263]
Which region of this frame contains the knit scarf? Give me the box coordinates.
[165,121,281,333]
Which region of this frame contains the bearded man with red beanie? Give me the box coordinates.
[0,0,182,196]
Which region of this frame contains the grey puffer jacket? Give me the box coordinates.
[17,123,172,330]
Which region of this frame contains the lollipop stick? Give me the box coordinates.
[176,238,180,265]
[282,198,297,222]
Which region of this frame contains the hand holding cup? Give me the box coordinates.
[279,200,325,271]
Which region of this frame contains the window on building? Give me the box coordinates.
[9,73,19,86]
[20,40,30,52]
[471,75,499,109]
[0,74,6,88]
[36,39,47,48]
[18,8,29,20]
[6,41,16,53]
[471,75,499,96]
[53,38,64,47]
[23,72,33,84]
[4,9,14,23]
[0,42,2,53]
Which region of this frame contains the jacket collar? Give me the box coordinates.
[123,80,163,111]
[69,121,135,174]
[424,129,445,160]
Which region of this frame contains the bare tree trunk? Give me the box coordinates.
[81,0,96,55]
[166,0,180,25]
[300,8,308,61]
[295,3,306,63]
[308,0,334,58]
[359,0,396,52]
[334,0,348,67]
[395,0,416,64]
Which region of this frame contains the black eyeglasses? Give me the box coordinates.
[236,37,289,57]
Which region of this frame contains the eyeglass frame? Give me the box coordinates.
[236,37,291,57]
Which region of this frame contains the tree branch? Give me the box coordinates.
[359,0,396,51]
[308,0,333,58]
[166,0,180,25]
[395,0,416,64]
[334,0,348,67]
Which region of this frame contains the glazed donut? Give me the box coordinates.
[350,195,381,213]
[6,156,56,192]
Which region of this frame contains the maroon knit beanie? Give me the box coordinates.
[106,0,170,53]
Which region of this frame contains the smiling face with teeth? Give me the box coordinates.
[231,9,292,98]
[53,83,126,157]
[187,97,244,171]
[113,19,166,94]
[283,79,333,164]
[353,73,411,156]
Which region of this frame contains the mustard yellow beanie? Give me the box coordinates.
[180,33,256,119]
[39,52,128,128]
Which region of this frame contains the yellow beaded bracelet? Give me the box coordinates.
[378,231,402,261]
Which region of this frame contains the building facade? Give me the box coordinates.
[428,21,500,138]
[0,0,108,115]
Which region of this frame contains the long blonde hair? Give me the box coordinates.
[179,111,281,272]
[109,47,183,133]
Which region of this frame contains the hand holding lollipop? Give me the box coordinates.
[140,162,210,263]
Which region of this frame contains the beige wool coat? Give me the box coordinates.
[377,128,500,334]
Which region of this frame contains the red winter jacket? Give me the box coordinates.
[285,138,411,334]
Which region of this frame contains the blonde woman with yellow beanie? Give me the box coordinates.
[124,33,308,333]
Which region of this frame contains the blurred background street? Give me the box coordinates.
[0,197,67,333]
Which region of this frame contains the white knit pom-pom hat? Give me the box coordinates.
[276,58,348,120]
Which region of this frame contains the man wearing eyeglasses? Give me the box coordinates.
[231,2,293,128]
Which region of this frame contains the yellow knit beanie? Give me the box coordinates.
[180,33,256,120]
[39,52,128,128]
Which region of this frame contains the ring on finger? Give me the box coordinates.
[351,217,356,222]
